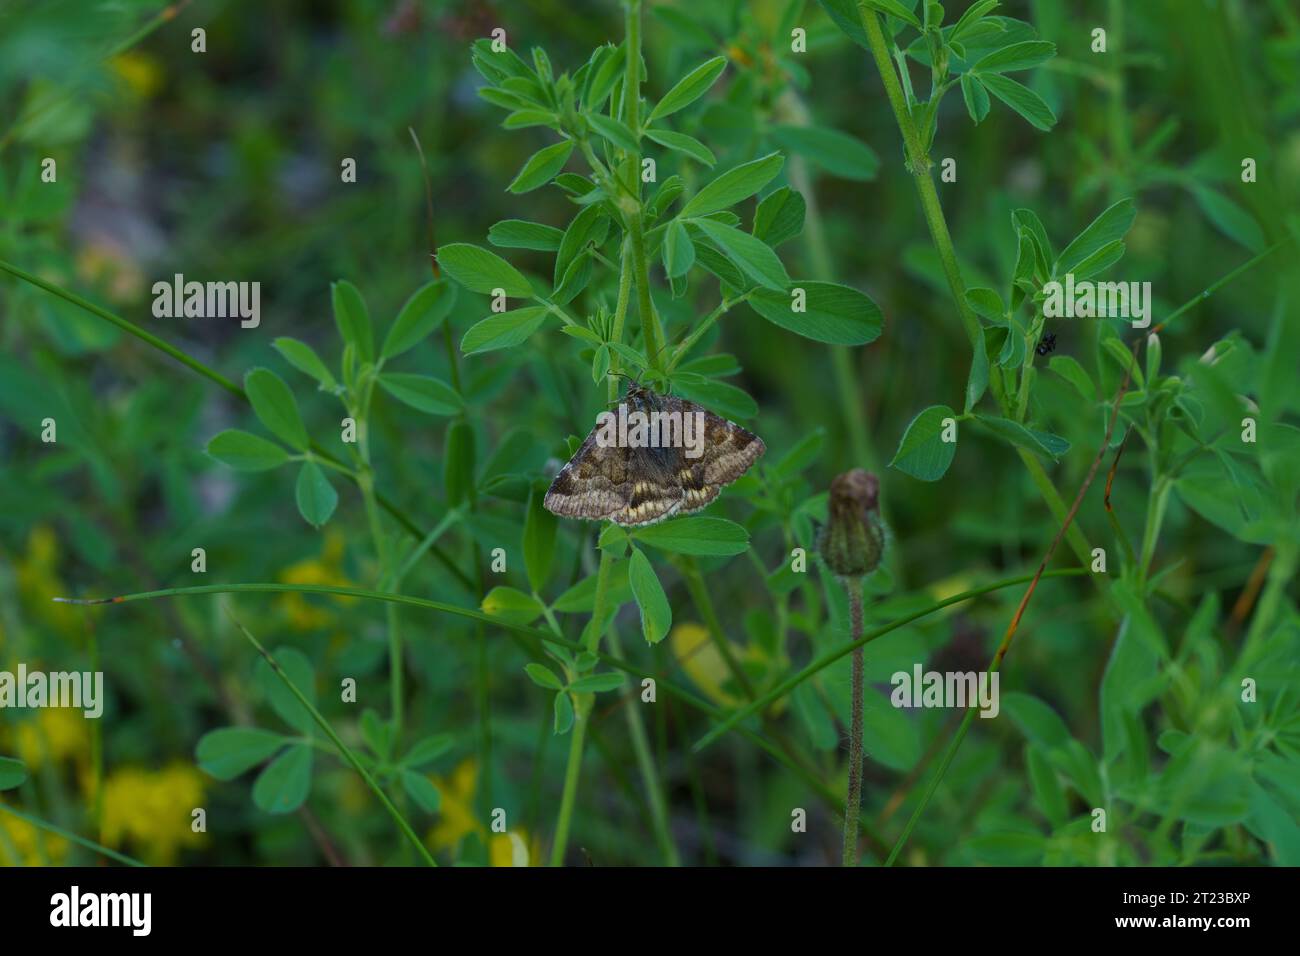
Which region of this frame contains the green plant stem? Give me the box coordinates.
[550,549,615,865]
[225,611,436,866]
[694,567,1086,752]
[0,257,475,592]
[681,558,755,699]
[859,8,981,351]
[0,803,145,867]
[608,626,680,866]
[842,586,865,867]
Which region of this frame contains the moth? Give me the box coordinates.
[543,383,765,527]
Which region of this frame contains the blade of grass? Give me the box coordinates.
[692,567,1087,753]
[0,802,146,867]
[222,608,436,867]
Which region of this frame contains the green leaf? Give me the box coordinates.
[587,114,639,153]
[0,755,28,790]
[331,280,373,363]
[444,421,476,509]
[644,128,716,166]
[196,728,289,781]
[672,377,758,420]
[862,0,922,28]
[1026,745,1068,828]
[488,219,565,251]
[951,0,1000,40]
[679,153,784,219]
[245,367,308,451]
[628,548,672,644]
[964,287,1005,321]
[890,405,957,481]
[252,743,313,814]
[257,647,317,736]
[400,770,442,813]
[569,673,625,693]
[523,484,557,592]
[273,337,337,391]
[553,691,575,734]
[663,220,695,278]
[752,186,805,247]
[966,327,989,412]
[769,125,879,180]
[1055,199,1137,276]
[749,281,883,345]
[971,40,1056,73]
[690,218,789,290]
[207,429,289,471]
[481,586,545,625]
[585,43,625,109]
[295,461,338,528]
[647,55,727,121]
[378,372,462,415]
[507,140,574,193]
[1013,208,1054,275]
[525,663,564,690]
[1002,692,1071,749]
[632,516,749,555]
[437,243,533,298]
[974,415,1070,458]
[401,733,454,768]
[1191,186,1265,253]
[1048,354,1096,400]
[553,205,607,287]
[460,306,550,354]
[816,0,871,48]
[382,280,457,359]
[978,72,1056,130]
[960,72,990,123]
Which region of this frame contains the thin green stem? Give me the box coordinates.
[842,586,865,867]
[0,802,146,867]
[859,8,980,350]
[225,611,436,866]
[0,257,475,592]
[608,626,680,866]
[692,567,1087,752]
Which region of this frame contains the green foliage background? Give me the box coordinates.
[1,0,1297,867]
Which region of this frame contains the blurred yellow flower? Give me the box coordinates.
[278,530,357,630]
[15,708,90,771]
[100,763,207,865]
[109,52,164,98]
[425,758,536,865]
[13,525,79,634]
[671,621,744,708]
[0,806,69,866]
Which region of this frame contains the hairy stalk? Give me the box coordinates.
[225,611,436,866]
[842,587,865,866]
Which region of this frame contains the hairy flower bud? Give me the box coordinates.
[819,469,884,579]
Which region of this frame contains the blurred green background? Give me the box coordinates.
[1,0,1297,867]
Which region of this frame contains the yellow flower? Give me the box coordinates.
[100,763,207,865]
[15,708,90,772]
[12,525,79,635]
[109,51,164,98]
[277,530,357,630]
[424,758,536,865]
[0,805,69,866]
[671,621,745,708]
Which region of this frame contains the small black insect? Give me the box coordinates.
[1036,331,1057,356]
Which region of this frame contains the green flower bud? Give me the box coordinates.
[818,469,884,579]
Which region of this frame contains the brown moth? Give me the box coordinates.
[543,383,765,527]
